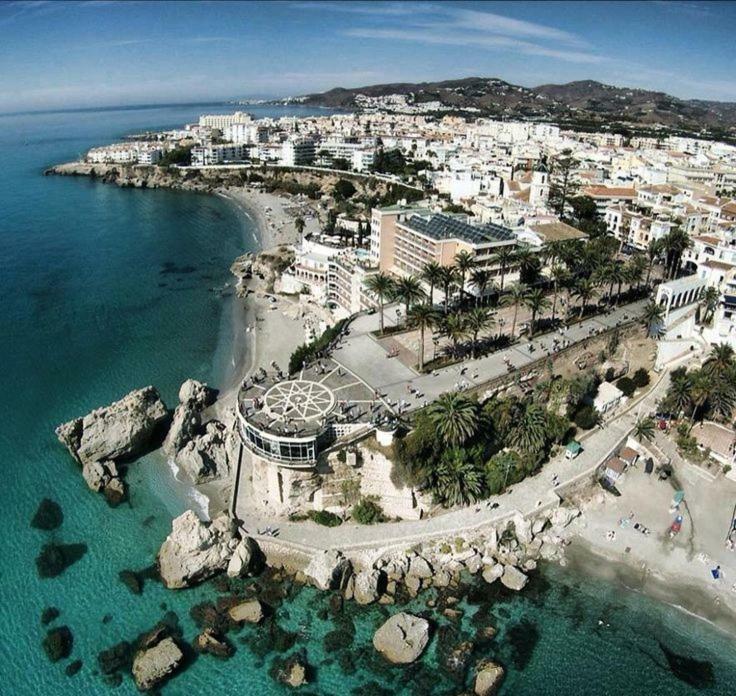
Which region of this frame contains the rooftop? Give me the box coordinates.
[528,221,588,242]
[400,212,516,246]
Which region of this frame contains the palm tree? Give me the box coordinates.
[454,250,476,303]
[703,343,735,381]
[662,227,691,280]
[612,262,628,305]
[365,272,394,335]
[428,393,480,446]
[465,307,495,358]
[709,379,736,420]
[493,246,515,292]
[501,284,529,339]
[439,266,459,314]
[689,372,711,426]
[507,402,548,453]
[641,301,665,338]
[701,286,720,324]
[572,278,597,319]
[627,255,646,294]
[294,216,306,239]
[523,287,551,338]
[549,264,569,323]
[645,238,664,288]
[666,369,693,417]
[469,267,492,306]
[420,261,443,307]
[434,449,485,507]
[634,417,656,442]
[441,313,470,356]
[543,240,568,268]
[408,303,439,371]
[393,275,425,321]
[514,245,539,284]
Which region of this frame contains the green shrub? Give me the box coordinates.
[288,318,349,374]
[632,368,650,388]
[573,404,600,430]
[351,498,385,525]
[307,510,342,527]
[158,145,193,166]
[616,376,636,397]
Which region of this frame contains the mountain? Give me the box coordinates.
[289,77,736,137]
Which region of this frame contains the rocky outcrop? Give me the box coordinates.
[56,387,168,465]
[500,565,528,591]
[482,563,504,585]
[82,459,126,505]
[158,510,238,589]
[272,652,309,688]
[353,569,382,605]
[228,599,264,625]
[132,637,183,691]
[163,379,214,456]
[373,612,430,664]
[226,537,260,578]
[194,629,233,659]
[474,660,505,696]
[303,550,352,591]
[174,421,236,484]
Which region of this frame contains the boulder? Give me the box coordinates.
[303,550,352,591]
[408,555,433,579]
[132,637,183,691]
[273,652,308,688]
[550,506,581,530]
[226,537,260,578]
[353,569,382,605]
[162,379,214,456]
[174,421,235,484]
[42,626,73,662]
[372,612,430,664]
[31,498,63,531]
[158,510,237,589]
[104,476,126,506]
[532,516,548,536]
[194,629,233,659]
[464,552,483,575]
[482,563,504,585]
[228,599,264,624]
[512,514,533,545]
[474,660,505,696]
[56,386,168,465]
[500,565,528,592]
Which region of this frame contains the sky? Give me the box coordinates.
[1,0,735,113]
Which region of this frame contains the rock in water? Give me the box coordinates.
[474,660,505,695]
[162,379,215,456]
[226,537,260,578]
[132,637,184,691]
[36,542,88,578]
[303,550,352,591]
[271,651,309,688]
[158,510,237,589]
[228,599,264,625]
[119,570,143,595]
[65,660,83,677]
[373,612,430,664]
[42,626,73,662]
[55,386,168,465]
[41,607,61,625]
[353,569,382,605]
[31,498,63,530]
[500,565,529,591]
[194,629,234,659]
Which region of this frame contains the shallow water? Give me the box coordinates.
[1,103,735,694]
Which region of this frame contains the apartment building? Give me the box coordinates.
[191,144,247,166]
[371,205,518,292]
[198,111,252,130]
[281,138,317,166]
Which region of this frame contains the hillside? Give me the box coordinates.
[286,77,736,137]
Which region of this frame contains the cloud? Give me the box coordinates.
[299,1,600,64]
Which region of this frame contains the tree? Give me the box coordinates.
[507,402,548,453]
[501,284,529,339]
[701,286,720,324]
[645,238,663,287]
[634,417,655,442]
[703,343,735,380]
[662,227,691,280]
[439,266,459,313]
[333,178,356,200]
[523,287,551,338]
[420,261,443,307]
[689,372,711,425]
[454,250,476,303]
[365,272,394,335]
[428,393,480,446]
[441,313,470,356]
[470,268,492,306]
[493,247,515,291]
[641,301,665,338]
[549,264,569,323]
[465,307,495,359]
[627,255,647,294]
[294,216,305,239]
[352,497,385,524]
[433,448,485,507]
[408,303,439,371]
[514,245,541,285]
[549,150,578,217]
[393,275,425,321]
[666,368,693,417]
[572,278,597,319]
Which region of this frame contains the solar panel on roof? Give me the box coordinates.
[402,213,514,244]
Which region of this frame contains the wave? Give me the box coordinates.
[165,455,211,520]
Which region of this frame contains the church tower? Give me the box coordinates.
[530,161,550,207]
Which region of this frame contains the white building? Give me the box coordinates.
[191,144,247,166]
[198,111,252,130]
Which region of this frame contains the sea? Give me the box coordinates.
[1,102,735,695]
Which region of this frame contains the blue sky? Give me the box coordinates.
[1,0,735,112]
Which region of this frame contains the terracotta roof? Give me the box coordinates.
[606,457,626,474]
[694,235,722,246]
[583,186,637,199]
[721,202,736,217]
[703,259,734,271]
[619,446,639,462]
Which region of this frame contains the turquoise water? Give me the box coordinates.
[1,103,735,695]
